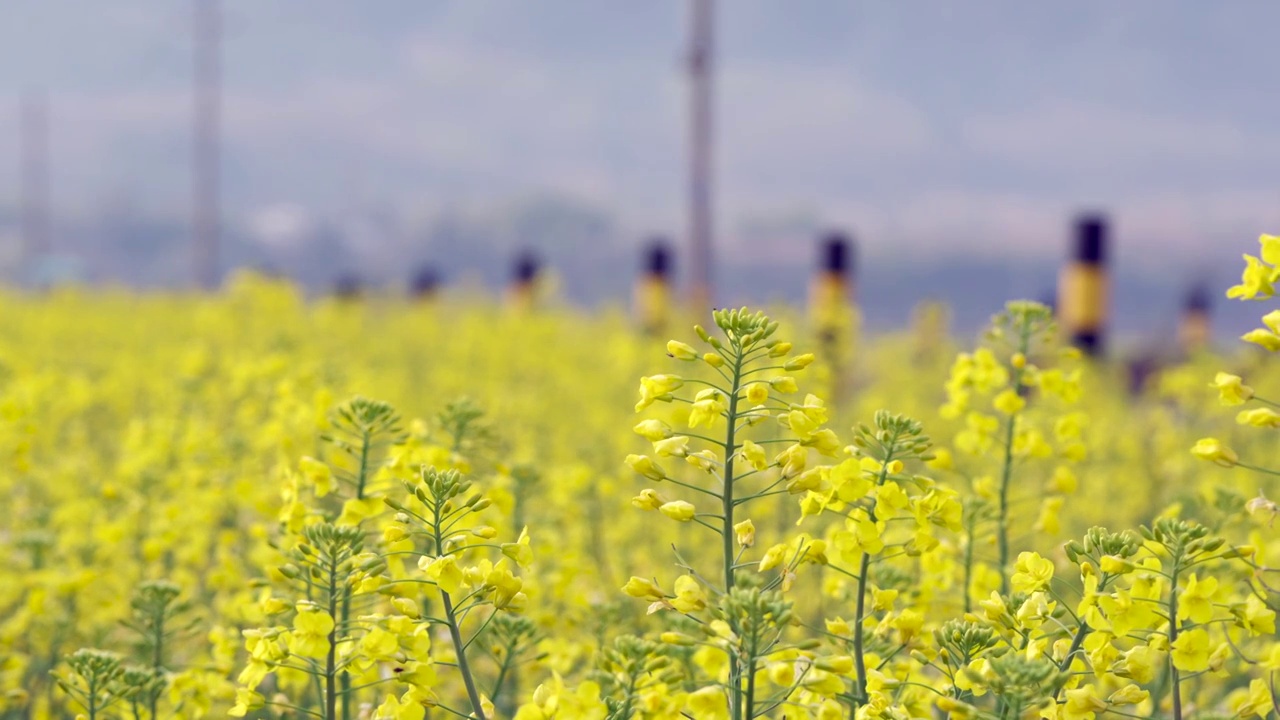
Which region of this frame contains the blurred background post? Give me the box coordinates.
[1057,214,1110,357]
[409,264,442,302]
[635,239,674,336]
[1179,284,1212,355]
[809,230,857,401]
[508,249,540,313]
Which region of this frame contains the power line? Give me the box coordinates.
[193,0,221,289]
[20,89,50,271]
[687,0,714,312]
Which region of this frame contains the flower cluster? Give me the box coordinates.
[5,244,1280,720]
[937,301,1088,599]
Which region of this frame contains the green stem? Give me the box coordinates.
[503,480,529,718]
[852,540,873,705]
[355,430,371,499]
[442,592,486,720]
[853,457,892,706]
[996,328,1030,596]
[340,430,372,720]
[996,411,1018,597]
[1054,622,1090,701]
[616,672,639,720]
[1169,564,1182,720]
[489,639,517,710]
[435,506,487,720]
[963,512,975,615]
[340,596,352,720]
[723,343,745,720]
[150,607,164,719]
[723,344,743,590]
[325,553,338,720]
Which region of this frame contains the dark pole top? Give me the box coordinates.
[410,265,441,296]
[643,239,673,278]
[1073,214,1108,265]
[512,250,540,284]
[820,231,855,275]
[1184,284,1211,313]
[334,273,361,298]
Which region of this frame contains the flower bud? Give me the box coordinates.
[631,488,666,510]
[625,454,666,481]
[660,631,698,646]
[784,353,815,371]
[770,376,798,393]
[1190,437,1239,467]
[653,436,691,457]
[1063,541,1082,563]
[1108,684,1149,705]
[667,340,698,360]
[659,501,696,522]
[634,418,674,441]
[1223,544,1256,558]
[814,655,854,674]
[391,597,421,618]
[644,657,670,672]
[622,576,664,600]
[685,450,718,472]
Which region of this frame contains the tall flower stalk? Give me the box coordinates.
[627,307,823,718]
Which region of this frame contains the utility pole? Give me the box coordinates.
[687,0,714,312]
[20,90,50,275]
[193,0,221,289]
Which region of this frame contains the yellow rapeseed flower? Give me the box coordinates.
[1210,373,1254,405]
[287,607,334,658]
[1226,254,1276,300]
[1237,408,1280,428]
[1171,628,1211,672]
[1243,328,1280,351]
[1177,574,1218,624]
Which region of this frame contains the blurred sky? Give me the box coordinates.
[0,1,1278,271]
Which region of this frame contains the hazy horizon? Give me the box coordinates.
[0,1,1275,341]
